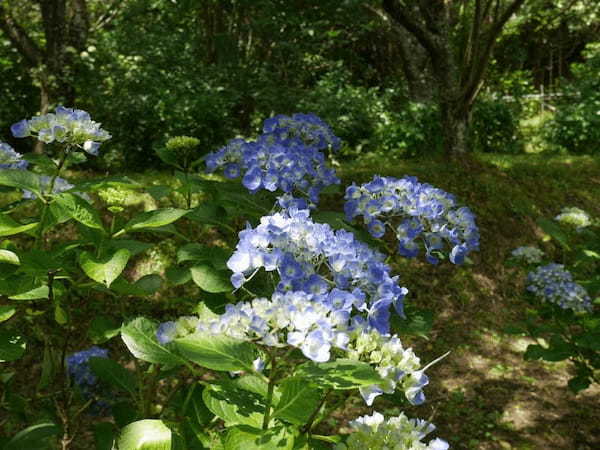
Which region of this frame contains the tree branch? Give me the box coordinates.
[0,4,43,67]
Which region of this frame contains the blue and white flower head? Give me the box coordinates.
[205,114,340,207]
[554,207,592,229]
[0,142,28,170]
[227,208,408,334]
[156,316,200,344]
[262,113,341,151]
[11,106,111,155]
[336,411,449,450]
[527,263,592,313]
[511,246,544,264]
[345,175,479,265]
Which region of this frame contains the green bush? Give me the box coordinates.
[545,42,600,154]
[470,97,523,153]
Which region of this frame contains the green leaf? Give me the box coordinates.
[177,244,231,269]
[54,193,104,230]
[79,249,131,288]
[0,213,38,237]
[23,153,57,172]
[106,239,153,256]
[0,170,42,198]
[190,265,231,293]
[155,148,181,169]
[175,334,256,372]
[294,359,383,389]
[121,318,183,366]
[273,378,322,425]
[89,357,137,396]
[537,218,571,250]
[3,422,61,450]
[0,305,16,322]
[394,308,434,337]
[568,375,591,393]
[121,208,188,233]
[223,425,295,450]
[0,330,26,362]
[9,284,49,301]
[575,332,600,351]
[111,275,162,296]
[147,185,172,202]
[166,266,191,286]
[94,422,117,450]
[183,384,213,427]
[89,316,121,344]
[118,420,172,450]
[54,304,68,325]
[0,249,20,265]
[202,382,266,428]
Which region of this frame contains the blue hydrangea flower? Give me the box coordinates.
[0,143,28,170]
[205,114,340,207]
[510,246,544,264]
[156,316,199,344]
[226,208,408,334]
[527,263,592,313]
[262,113,341,151]
[22,175,83,200]
[345,175,479,265]
[66,346,112,415]
[11,106,111,154]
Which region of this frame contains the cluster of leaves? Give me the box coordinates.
[506,210,600,392]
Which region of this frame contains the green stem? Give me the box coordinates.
[301,389,332,435]
[262,353,277,430]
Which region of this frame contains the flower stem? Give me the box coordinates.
[262,353,277,430]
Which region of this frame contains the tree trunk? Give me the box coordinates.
[33,75,51,154]
[440,102,469,159]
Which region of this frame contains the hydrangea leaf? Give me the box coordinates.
[53,193,104,230]
[89,357,137,396]
[0,213,38,237]
[202,382,266,428]
[3,422,60,450]
[0,330,26,362]
[0,305,16,322]
[0,169,42,199]
[110,274,162,296]
[189,265,231,293]
[294,359,383,390]
[118,419,172,450]
[8,284,49,301]
[537,218,571,250]
[121,318,184,366]
[174,333,256,372]
[88,316,121,344]
[120,208,188,234]
[223,425,295,450]
[79,249,131,288]
[0,249,20,265]
[272,378,322,425]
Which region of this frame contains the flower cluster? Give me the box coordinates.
[66,346,111,414]
[11,106,111,155]
[511,246,544,264]
[262,113,341,151]
[205,114,340,206]
[0,142,28,170]
[527,263,592,313]
[555,207,592,229]
[227,208,408,334]
[345,176,479,264]
[336,412,449,450]
[158,291,428,405]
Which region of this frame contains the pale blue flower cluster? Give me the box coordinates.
[11,106,111,155]
[205,114,340,205]
[226,208,408,334]
[336,411,449,450]
[262,113,341,151]
[344,176,479,264]
[156,316,199,344]
[554,207,592,229]
[527,263,592,313]
[511,246,544,264]
[0,142,28,170]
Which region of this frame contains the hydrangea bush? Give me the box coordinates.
[0,111,475,448]
[507,207,599,392]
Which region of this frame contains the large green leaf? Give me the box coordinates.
[0,249,20,265]
[121,318,183,366]
[0,213,38,237]
[53,193,104,230]
[537,218,571,250]
[88,316,121,344]
[0,330,26,362]
[0,170,42,198]
[223,425,295,450]
[118,420,172,450]
[8,284,49,301]
[294,359,383,390]
[111,274,162,296]
[89,357,137,396]
[273,378,322,425]
[0,305,16,322]
[3,422,61,450]
[175,334,256,372]
[202,382,266,428]
[190,265,231,293]
[119,208,188,234]
[79,249,131,288]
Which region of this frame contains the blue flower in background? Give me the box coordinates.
[66,346,112,415]
[0,143,28,170]
[527,263,592,313]
[345,175,479,265]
